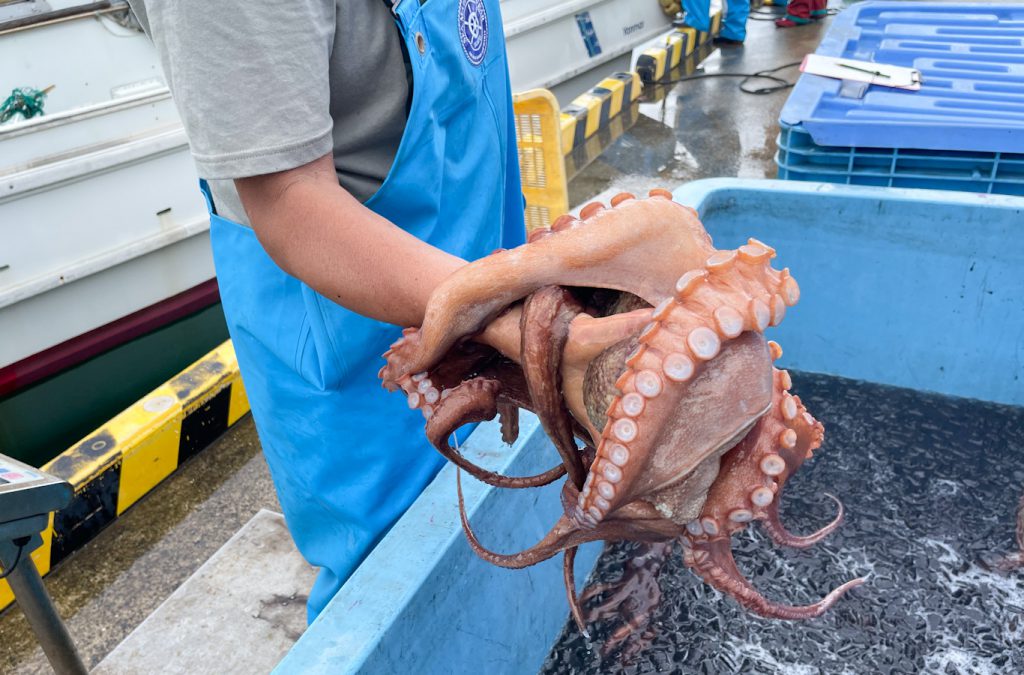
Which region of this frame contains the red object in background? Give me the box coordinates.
[0,278,220,398]
[776,0,827,26]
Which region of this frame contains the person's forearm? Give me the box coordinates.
[236,154,465,327]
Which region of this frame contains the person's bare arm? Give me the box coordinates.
[235,153,465,328]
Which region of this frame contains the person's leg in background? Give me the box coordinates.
[810,0,829,20]
[717,0,750,44]
[681,0,711,34]
[776,0,813,27]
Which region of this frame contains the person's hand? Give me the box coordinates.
[473,303,652,442]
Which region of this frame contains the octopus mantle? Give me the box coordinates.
[379,190,863,635]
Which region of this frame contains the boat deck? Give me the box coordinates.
[0,7,837,672]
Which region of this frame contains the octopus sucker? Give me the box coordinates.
[751,486,774,507]
[714,306,745,338]
[686,326,721,361]
[770,294,787,326]
[675,270,707,298]
[551,214,577,231]
[381,190,862,648]
[707,249,737,271]
[729,508,753,523]
[662,353,695,382]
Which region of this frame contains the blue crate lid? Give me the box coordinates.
[780,2,1024,154]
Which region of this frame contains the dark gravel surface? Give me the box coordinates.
[541,373,1024,674]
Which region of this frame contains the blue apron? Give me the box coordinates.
[202,0,525,622]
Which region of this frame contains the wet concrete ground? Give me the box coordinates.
[542,373,1024,675]
[94,510,316,674]
[0,4,835,672]
[0,417,279,673]
[567,1,832,204]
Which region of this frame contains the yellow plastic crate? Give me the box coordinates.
[513,89,570,236]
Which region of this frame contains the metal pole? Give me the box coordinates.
[4,556,88,675]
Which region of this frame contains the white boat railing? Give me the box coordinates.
[2,122,185,198]
[0,87,171,142]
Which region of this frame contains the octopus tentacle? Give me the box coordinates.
[497,399,520,445]
[385,364,444,418]
[683,365,826,540]
[562,547,589,638]
[763,492,844,549]
[761,364,839,549]
[521,286,588,488]
[676,358,864,616]
[457,472,677,569]
[987,492,1024,571]
[456,469,578,569]
[684,537,865,620]
[576,242,798,528]
[380,195,716,387]
[579,540,672,616]
[759,364,841,548]
[1017,492,1024,553]
[578,580,615,606]
[426,378,566,489]
[581,539,673,658]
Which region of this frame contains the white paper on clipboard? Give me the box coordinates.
[800,54,922,91]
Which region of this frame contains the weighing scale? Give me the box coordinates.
[0,452,86,674]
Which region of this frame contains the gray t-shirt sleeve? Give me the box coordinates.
[133,0,335,179]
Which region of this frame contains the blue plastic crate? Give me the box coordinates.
[777,122,1024,194]
[776,1,1024,195]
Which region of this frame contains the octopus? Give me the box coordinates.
[989,495,1024,572]
[379,190,864,648]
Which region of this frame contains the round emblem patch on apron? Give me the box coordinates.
[458,0,488,66]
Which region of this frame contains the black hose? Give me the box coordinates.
[655,61,803,95]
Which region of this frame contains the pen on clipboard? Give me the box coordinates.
[837,62,890,79]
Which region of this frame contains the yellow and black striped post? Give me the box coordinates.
[636,10,724,83]
[559,72,643,156]
[0,341,250,612]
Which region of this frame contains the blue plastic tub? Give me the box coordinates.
[276,180,1024,674]
[777,1,1024,194]
[677,180,1023,406]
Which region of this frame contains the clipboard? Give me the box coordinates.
[801,54,922,91]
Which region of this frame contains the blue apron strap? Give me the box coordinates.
[394,0,420,25]
[198,179,218,216]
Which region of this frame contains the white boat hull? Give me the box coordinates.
[503,0,672,101]
[0,5,212,374]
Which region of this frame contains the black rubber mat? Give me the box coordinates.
[542,372,1024,674]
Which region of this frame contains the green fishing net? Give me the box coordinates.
[0,86,51,124]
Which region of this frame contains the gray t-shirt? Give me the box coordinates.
[128,0,409,225]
